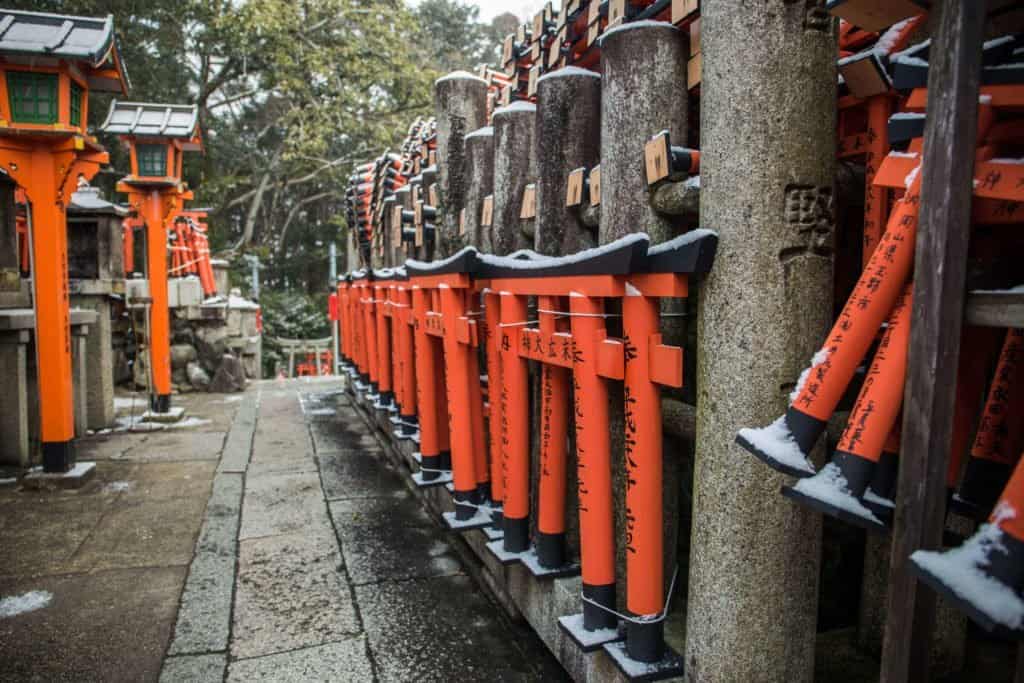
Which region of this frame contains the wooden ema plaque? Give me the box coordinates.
[459,207,466,235]
[644,132,671,186]
[566,168,586,207]
[412,183,421,207]
[688,52,702,90]
[530,40,541,63]
[481,195,494,227]
[428,184,438,208]
[516,23,528,45]
[690,17,700,56]
[608,0,626,28]
[500,85,513,106]
[839,53,890,99]
[428,149,437,167]
[671,0,699,25]
[520,184,537,219]
[586,0,601,46]
[415,200,424,247]
[533,9,545,38]
[528,65,540,98]
[548,30,564,68]
[392,205,403,245]
[589,165,601,207]
[502,35,515,65]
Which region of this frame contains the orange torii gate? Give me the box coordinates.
[0,9,129,471]
[101,101,202,414]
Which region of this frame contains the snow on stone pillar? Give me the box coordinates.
[597,20,688,625]
[535,67,601,256]
[462,126,494,251]
[491,101,537,256]
[434,71,488,257]
[686,3,835,681]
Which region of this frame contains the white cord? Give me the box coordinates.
[580,565,679,625]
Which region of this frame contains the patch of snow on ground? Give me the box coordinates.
[737,417,815,475]
[912,514,1024,630]
[0,590,52,618]
[792,463,882,525]
[104,481,132,493]
[114,397,146,410]
[169,417,212,429]
[308,408,336,416]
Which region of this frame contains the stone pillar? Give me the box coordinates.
[0,330,30,466]
[535,68,602,256]
[73,295,115,430]
[598,23,687,245]
[463,126,494,251]
[598,22,689,624]
[71,323,90,437]
[686,3,836,681]
[491,102,537,256]
[434,72,489,257]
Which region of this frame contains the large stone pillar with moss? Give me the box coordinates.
[685,2,836,681]
[535,67,601,255]
[491,101,537,256]
[434,71,488,257]
[463,126,494,251]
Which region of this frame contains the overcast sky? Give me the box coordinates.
[470,0,550,21]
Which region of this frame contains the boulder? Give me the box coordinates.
[171,344,197,370]
[209,353,246,393]
[187,361,211,391]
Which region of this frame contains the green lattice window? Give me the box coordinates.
[7,71,58,124]
[69,81,83,128]
[137,144,167,176]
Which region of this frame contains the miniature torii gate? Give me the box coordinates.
[101,101,202,415]
[0,9,129,471]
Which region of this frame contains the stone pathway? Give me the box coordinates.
[162,378,565,682]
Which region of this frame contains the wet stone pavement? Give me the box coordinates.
[0,378,565,682]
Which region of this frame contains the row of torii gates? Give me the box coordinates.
[0,9,212,473]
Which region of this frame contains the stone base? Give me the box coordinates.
[603,640,685,682]
[521,547,581,579]
[485,539,530,565]
[22,462,97,490]
[142,407,186,424]
[442,508,493,531]
[558,613,623,652]
[481,525,504,542]
[412,470,452,488]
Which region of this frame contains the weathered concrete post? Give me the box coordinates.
[685,3,836,681]
[434,72,489,257]
[463,126,494,252]
[598,23,687,245]
[491,101,537,256]
[535,67,601,256]
[598,22,688,631]
[0,329,29,466]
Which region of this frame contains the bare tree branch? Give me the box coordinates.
[276,191,339,255]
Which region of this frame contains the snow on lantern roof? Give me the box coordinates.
[0,9,129,93]
[101,101,200,142]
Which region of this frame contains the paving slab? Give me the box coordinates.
[238,470,334,540]
[161,653,227,682]
[168,551,236,655]
[118,460,218,503]
[0,566,185,682]
[0,497,108,578]
[355,574,565,682]
[218,394,258,473]
[335,521,463,585]
[76,431,151,461]
[318,451,406,501]
[231,531,360,660]
[310,420,381,454]
[328,493,432,528]
[121,429,226,462]
[66,495,208,572]
[227,637,375,682]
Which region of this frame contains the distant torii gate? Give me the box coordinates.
[102,101,202,414]
[0,9,129,471]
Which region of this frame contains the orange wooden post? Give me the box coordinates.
[0,11,129,470]
[440,283,480,519]
[467,334,490,501]
[912,451,1024,637]
[104,102,203,414]
[535,295,571,569]
[411,284,446,484]
[862,94,891,267]
[737,170,923,476]
[783,284,913,532]
[483,290,506,524]
[499,290,532,552]
[952,328,1024,520]
[373,280,394,409]
[564,292,618,640]
[396,282,419,437]
[361,280,380,397]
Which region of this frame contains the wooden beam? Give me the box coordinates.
[965,290,1024,328]
[880,1,985,681]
